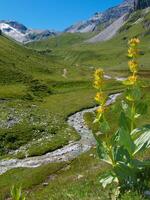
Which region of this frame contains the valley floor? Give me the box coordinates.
[0,9,150,198]
[0,73,150,200]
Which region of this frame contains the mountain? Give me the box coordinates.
[134,0,150,9]
[0,20,57,43]
[87,0,150,43]
[87,14,128,43]
[65,0,135,33]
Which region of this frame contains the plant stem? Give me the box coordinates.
[131,101,135,132]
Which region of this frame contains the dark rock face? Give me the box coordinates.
[0,20,27,33]
[6,21,27,33]
[134,0,150,10]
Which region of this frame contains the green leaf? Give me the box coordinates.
[123,79,133,86]
[114,161,137,183]
[134,129,150,155]
[10,185,25,200]
[100,171,118,188]
[131,125,150,138]
[111,129,119,145]
[118,127,136,155]
[119,112,131,132]
[93,112,103,123]
[97,141,113,165]
[135,101,148,116]
[125,87,141,102]
[132,159,150,169]
[112,146,131,163]
[99,116,110,133]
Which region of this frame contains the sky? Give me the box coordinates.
[0,0,123,31]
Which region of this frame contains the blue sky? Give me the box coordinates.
[0,0,123,31]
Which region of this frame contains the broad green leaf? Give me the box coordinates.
[119,112,131,132]
[125,87,141,102]
[112,146,131,163]
[111,129,119,145]
[97,141,113,165]
[131,125,150,139]
[118,127,136,155]
[100,171,118,188]
[114,161,137,183]
[135,101,148,116]
[132,159,150,169]
[134,129,150,155]
[123,79,134,86]
[99,116,110,133]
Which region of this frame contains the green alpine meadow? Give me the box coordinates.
[0,0,150,199]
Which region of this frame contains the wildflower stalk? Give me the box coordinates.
[93,69,109,140]
[125,38,140,132]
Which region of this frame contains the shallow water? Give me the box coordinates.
[0,93,121,175]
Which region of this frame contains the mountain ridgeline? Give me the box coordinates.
[0,20,58,43]
[64,0,135,33]
[65,0,150,34]
[0,0,150,43]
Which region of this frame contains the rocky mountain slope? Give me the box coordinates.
[86,0,150,43]
[87,14,128,43]
[65,0,134,33]
[0,20,57,43]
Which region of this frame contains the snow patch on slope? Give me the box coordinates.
[0,21,57,43]
[0,23,27,42]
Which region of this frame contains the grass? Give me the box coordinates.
[25,148,149,200]
[0,84,27,98]
[0,162,66,199]
[26,32,96,50]
[0,8,150,200]
[26,9,150,72]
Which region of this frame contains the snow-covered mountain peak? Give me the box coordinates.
[0,20,57,43]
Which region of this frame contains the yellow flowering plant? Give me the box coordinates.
[93,38,150,192]
[93,69,110,133]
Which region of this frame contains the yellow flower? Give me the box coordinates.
[128,47,138,58]
[96,106,105,114]
[128,60,139,73]
[94,68,104,80]
[128,38,140,47]
[93,79,103,89]
[128,75,138,85]
[95,92,106,105]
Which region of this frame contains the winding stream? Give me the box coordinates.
[0,93,121,175]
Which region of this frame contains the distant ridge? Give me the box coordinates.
[87,14,128,43]
[0,20,58,43]
[65,0,134,33]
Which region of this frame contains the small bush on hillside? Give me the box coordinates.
[29,79,52,97]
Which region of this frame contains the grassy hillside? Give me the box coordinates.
[27,9,150,71]
[0,33,97,158]
[0,8,150,200]
[27,32,96,50]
